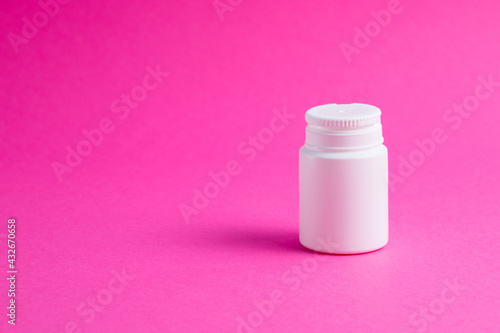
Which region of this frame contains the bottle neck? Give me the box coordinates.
[305,123,384,152]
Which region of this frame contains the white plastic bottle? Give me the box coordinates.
[299,103,388,254]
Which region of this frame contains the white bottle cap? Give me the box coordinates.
[304,103,383,150]
[305,103,381,128]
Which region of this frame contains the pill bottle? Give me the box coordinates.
[299,103,388,254]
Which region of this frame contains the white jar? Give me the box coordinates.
[299,103,388,254]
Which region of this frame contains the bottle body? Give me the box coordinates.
[299,103,388,254]
[299,144,388,254]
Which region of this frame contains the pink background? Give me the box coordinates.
[1,0,500,332]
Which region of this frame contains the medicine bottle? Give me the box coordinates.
[299,103,388,254]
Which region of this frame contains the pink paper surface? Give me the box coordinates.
[1,0,500,332]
